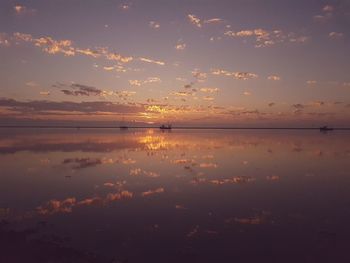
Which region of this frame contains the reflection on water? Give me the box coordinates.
[0,128,350,262]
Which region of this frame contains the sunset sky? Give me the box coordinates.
[0,0,349,126]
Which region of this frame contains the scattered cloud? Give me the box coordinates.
[0,33,10,46]
[139,57,165,66]
[55,83,103,96]
[119,3,131,10]
[25,81,39,87]
[129,77,161,86]
[192,69,207,82]
[200,87,219,93]
[243,91,251,96]
[188,14,202,28]
[211,68,258,80]
[0,98,145,116]
[204,18,224,24]
[268,75,281,81]
[224,29,309,47]
[13,32,133,63]
[329,32,344,39]
[187,14,224,28]
[313,5,334,22]
[39,91,50,96]
[323,5,334,12]
[14,5,36,15]
[149,21,160,29]
[175,41,186,50]
[306,80,317,85]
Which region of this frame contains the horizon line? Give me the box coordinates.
[0,125,350,130]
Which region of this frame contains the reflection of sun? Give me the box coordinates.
[139,135,169,150]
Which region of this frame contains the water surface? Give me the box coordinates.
[1,128,350,262]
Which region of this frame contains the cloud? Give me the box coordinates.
[204,18,224,24]
[14,5,36,15]
[55,83,103,96]
[0,98,145,116]
[192,69,207,82]
[12,32,133,63]
[39,91,50,96]
[267,75,281,81]
[129,77,161,86]
[306,80,317,85]
[119,3,131,10]
[175,42,186,50]
[203,96,214,101]
[188,14,202,28]
[200,87,219,93]
[224,29,309,47]
[187,14,224,28]
[25,81,39,87]
[313,5,334,22]
[0,33,10,46]
[211,68,258,80]
[329,32,344,39]
[243,91,251,96]
[139,57,165,66]
[268,102,276,107]
[322,5,334,12]
[149,21,160,29]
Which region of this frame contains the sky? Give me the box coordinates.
[0,0,349,127]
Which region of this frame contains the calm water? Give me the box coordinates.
[0,128,350,263]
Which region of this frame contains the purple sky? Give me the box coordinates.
[0,0,349,126]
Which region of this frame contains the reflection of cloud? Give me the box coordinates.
[37,190,133,215]
[130,168,142,176]
[266,175,280,181]
[199,162,217,168]
[37,197,76,215]
[209,176,255,185]
[62,157,115,169]
[141,187,164,196]
[187,225,199,238]
[226,211,270,225]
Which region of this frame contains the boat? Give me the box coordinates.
[160,124,172,130]
[119,117,128,130]
[319,126,334,132]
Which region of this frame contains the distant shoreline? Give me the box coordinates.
[0,126,349,130]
